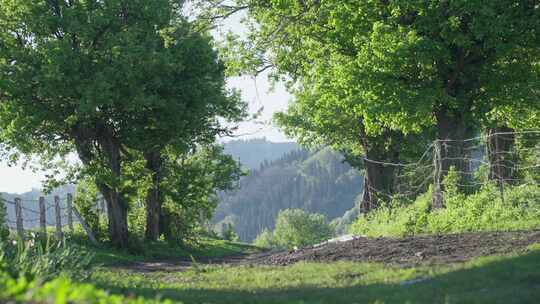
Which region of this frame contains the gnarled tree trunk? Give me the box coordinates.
[96,182,129,248]
[487,126,516,185]
[359,127,402,212]
[144,150,163,241]
[96,132,129,248]
[72,124,129,248]
[432,106,469,209]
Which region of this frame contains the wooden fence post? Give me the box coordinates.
[14,198,24,239]
[54,196,63,240]
[39,196,47,238]
[67,193,73,232]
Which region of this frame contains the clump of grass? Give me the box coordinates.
[0,234,94,281]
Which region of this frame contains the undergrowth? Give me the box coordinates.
[350,170,540,237]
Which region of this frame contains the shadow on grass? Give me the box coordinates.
[94,250,540,304]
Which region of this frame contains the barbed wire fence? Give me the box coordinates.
[361,130,540,210]
[2,193,102,244]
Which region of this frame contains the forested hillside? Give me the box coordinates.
[213,148,363,241]
[223,138,299,169]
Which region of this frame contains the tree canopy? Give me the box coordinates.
[203,0,540,209]
[0,0,246,247]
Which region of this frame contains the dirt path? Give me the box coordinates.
[113,230,540,272]
[252,230,540,267]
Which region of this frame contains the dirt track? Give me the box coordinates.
[114,230,540,272]
[250,230,540,267]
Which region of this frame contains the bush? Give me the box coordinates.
[350,178,540,237]
[255,209,333,250]
[253,228,275,248]
[221,223,240,242]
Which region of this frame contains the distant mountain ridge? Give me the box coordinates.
[223,138,299,169]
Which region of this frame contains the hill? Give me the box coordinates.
[222,138,299,169]
[213,147,363,241]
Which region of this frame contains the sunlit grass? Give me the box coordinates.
[90,244,540,304]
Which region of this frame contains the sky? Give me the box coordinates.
[0,17,292,194]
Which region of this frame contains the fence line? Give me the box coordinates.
[360,130,540,210]
[3,193,101,244]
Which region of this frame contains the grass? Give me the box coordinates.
[89,244,540,304]
[82,237,260,266]
[58,227,261,265]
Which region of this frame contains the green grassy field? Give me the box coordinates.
[89,244,540,304]
[85,238,259,266]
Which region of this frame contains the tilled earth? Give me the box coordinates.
[249,230,540,267]
[113,230,540,272]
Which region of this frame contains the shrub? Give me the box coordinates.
[350,179,540,237]
[221,223,240,242]
[259,209,333,250]
[253,228,275,248]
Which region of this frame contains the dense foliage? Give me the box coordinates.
[0,0,246,247]
[0,237,93,282]
[0,273,163,304]
[200,0,540,212]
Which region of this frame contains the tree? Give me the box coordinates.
[0,0,245,247]
[123,22,246,241]
[199,0,431,211]
[253,228,275,248]
[202,0,540,209]
[316,1,540,208]
[272,208,333,249]
[159,145,244,243]
[482,67,540,185]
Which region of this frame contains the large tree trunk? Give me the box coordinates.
[487,126,516,185]
[359,127,402,212]
[72,124,129,248]
[96,182,129,248]
[144,150,163,241]
[96,133,129,248]
[432,106,469,209]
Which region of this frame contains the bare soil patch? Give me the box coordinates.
[250,230,540,267]
[111,230,540,272]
